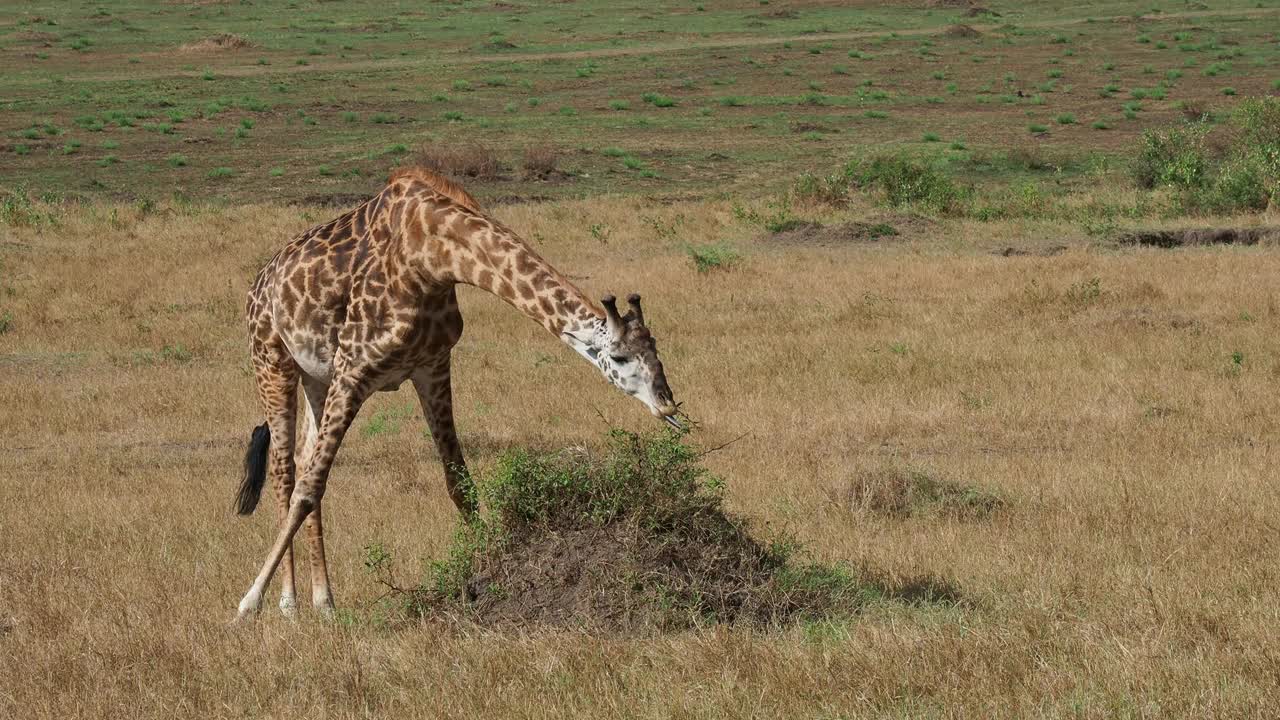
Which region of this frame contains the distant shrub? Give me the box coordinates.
[521,144,560,179]
[850,155,968,215]
[1134,97,1280,213]
[1132,121,1209,189]
[414,142,502,180]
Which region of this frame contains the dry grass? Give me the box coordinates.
[1,196,1279,717]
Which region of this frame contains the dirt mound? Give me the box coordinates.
[179,33,253,52]
[945,24,982,38]
[395,431,961,632]
[1118,227,1280,248]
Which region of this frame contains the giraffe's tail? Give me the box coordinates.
[235,423,271,516]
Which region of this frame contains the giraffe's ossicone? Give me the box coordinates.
[231,167,682,621]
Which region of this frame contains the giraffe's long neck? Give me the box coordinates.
[415,211,606,354]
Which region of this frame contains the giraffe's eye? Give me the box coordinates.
[611,355,629,365]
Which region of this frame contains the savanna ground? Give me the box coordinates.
[2,0,1280,717]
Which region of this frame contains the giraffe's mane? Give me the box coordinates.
[387,166,483,213]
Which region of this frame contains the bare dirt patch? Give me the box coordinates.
[1117,227,1280,248]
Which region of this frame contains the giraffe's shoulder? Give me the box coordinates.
[387,165,483,214]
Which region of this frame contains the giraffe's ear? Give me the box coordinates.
[626,294,645,326]
[601,294,625,335]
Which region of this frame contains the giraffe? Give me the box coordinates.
[231,167,681,620]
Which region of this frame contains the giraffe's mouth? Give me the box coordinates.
[663,414,684,431]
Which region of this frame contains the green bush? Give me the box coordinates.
[850,155,968,215]
[1131,121,1209,189]
[1130,97,1279,213]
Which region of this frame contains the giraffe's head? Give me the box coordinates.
[594,294,681,429]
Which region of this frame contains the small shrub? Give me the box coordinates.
[207,166,235,179]
[922,132,940,142]
[521,144,560,179]
[167,154,187,167]
[608,99,629,110]
[1056,113,1075,125]
[791,170,853,206]
[641,92,676,107]
[1092,120,1110,130]
[685,242,741,273]
[413,142,502,179]
[1028,123,1048,133]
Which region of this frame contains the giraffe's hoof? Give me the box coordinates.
[279,595,298,620]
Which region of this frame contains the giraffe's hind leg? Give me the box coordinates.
[236,363,374,622]
[300,376,335,615]
[239,344,300,618]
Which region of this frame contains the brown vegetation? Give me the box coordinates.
[520,144,561,180]
[412,141,503,181]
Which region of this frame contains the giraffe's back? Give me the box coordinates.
[247,182,468,386]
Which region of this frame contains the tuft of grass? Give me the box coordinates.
[207,167,235,179]
[167,154,187,167]
[641,92,677,107]
[1056,113,1076,125]
[1028,123,1048,133]
[608,99,630,111]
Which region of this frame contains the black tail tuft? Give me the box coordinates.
[235,423,271,516]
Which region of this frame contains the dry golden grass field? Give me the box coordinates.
[5,0,1280,716]
[2,193,1279,717]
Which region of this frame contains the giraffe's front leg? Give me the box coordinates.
[411,360,474,515]
[235,372,372,622]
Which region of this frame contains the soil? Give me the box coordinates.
[1117,227,1280,248]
